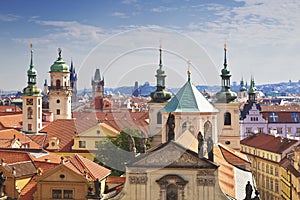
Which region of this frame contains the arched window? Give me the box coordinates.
[166,184,178,200]
[27,107,33,119]
[224,112,231,125]
[157,112,162,124]
[204,121,212,139]
[56,79,61,87]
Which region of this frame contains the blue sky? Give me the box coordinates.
[0,0,300,91]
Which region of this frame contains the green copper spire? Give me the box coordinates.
[239,77,247,92]
[215,43,237,103]
[23,44,41,96]
[248,76,257,102]
[150,44,171,103]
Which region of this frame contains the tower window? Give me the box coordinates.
[57,99,60,104]
[56,79,61,87]
[224,112,231,125]
[157,112,162,124]
[27,107,33,119]
[57,109,60,115]
[28,124,32,131]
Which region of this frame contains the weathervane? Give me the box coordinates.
[187,60,191,81]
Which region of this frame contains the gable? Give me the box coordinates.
[37,164,87,183]
[128,141,218,169]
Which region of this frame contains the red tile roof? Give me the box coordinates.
[27,134,46,147]
[0,129,41,149]
[39,119,77,152]
[261,105,300,112]
[68,154,111,181]
[241,133,299,153]
[0,105,22,113]
[73,111,149,135]
[0,114,22,129]
[280,157,300,178]
[218,144,250,167]
[20,175,38,200]
[0,149,32,164]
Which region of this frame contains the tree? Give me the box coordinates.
[94,128,151,176]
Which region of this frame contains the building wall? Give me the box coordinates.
[241,144,298,200]
[161,112,218,145]
[148,102,168,146]
[22,95,42,133]
[215,103,241,150]
[115,168,228,200]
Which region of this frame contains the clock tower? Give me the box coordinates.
[48,48,72,120]
[22,45,42,134]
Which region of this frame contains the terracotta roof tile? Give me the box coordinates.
[19,175,38,200]
[27,134,46,147]
[0,105,22,113]
[0,129,41,149]
[0,149,32,164]
[3,161,36,178]
[68,154,111,181]
[0,114,22,129]
[241,133,299,153]
[39,119,77,152]
[218,143,250,167]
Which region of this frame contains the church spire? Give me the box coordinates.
[215,42,237,103]
[150,43,171,103]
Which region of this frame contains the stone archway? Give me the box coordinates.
[156,174,188,200]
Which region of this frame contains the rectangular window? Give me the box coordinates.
[269,112,278,122]
[258,127,264,133]
[277,128,282,134]
[79,141,86,148]
[57,109,60,115]
[52,189,62,199]
[297,128,300,133]
[291,112,300,122]
[287,127,292,133]
[38,99,41,105]
[28,124,32,131]
[95,141,100,148]
[63,190,73,199]
[246,127,252,133]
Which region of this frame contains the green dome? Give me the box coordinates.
[221,67,230,75]
[23,86,41,96]
[215,90,237,103]
[150,90,172,103]
[27,67,37,76]
[50,58,70,72]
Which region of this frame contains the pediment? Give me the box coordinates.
[128,141,218,169]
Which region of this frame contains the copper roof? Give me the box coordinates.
[241,133,299,153]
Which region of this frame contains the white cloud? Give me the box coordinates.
[0,14,21,22]
[150,6,178,13]
[111,12,129,19]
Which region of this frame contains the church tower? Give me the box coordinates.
[214,43,240,150]
[22,45,42,133]
[48,48,72,120]
[91,68,104,99]
[148,45,172,146]
[248,77,257,103]
[70,59,78,103]
[238,77,248,100]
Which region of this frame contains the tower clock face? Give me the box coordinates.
[26,98,33,105]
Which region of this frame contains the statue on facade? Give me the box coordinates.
[128,135,136,154]
[0,171,6,197]
[94,178,101,198]
[207,136,214,161]
[244,181,253,200]
[167,113,175,141]
[197,131,204,158]
[139,131,147,153]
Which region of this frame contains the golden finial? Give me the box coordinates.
[30,43,32,49]
[224,39,227,52]
[159,39,162,50]
[187,60,191,81]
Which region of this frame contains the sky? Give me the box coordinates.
[0,0,300,91]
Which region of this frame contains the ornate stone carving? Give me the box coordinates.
[197,170,216,186]
[129,175,147,184]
